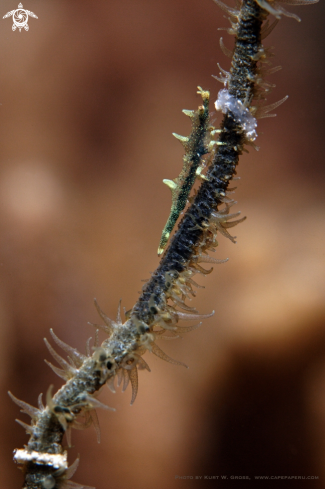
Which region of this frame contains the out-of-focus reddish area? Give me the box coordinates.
[0,0,324,487]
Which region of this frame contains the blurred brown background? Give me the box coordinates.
[0,0,324,487]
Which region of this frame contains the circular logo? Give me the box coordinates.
[13,9,28,29]
[3,3,38,32]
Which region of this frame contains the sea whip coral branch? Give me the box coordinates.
[9,0,316,487]
[132,0,266,327]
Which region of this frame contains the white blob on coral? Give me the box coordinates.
[215,89,258,141]
[13,449,68,470]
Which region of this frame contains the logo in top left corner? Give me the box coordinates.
[3,3,38,32]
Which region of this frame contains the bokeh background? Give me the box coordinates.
[0,0,324,487]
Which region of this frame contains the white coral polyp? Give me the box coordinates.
[215,89,258,141]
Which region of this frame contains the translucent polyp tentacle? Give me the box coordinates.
[212,209,241,220]
[217,62,230,79]
[8,392,40,420]
[212,73,228,85]
[49,329,86,367]
[186,277,205,289]
[264,65,282,76]
[57,456,96,489]
[90,409,101,443]
[65,426,72,447]
[44,359,70,381]
[219,194,236,205]
[67,356,77,369]
[88,321,108,336]
[94,328,100,348]
[15,419,34,434]
[173,285,192,301]
[212,0,240,19]
[45,384,55,411]
[254,95,289,119]
[177,281,196,298]
[122,369,130,392]
[154,317,177,331]
[137,356,151,372]
[38,393,44,411]
[196,255,229,265]
[158,332,180,340]
[219,200,238,212]
[212,62,231,85]
[106,375,116,393]
[170,295,199,312]
[94,298,114,333]
[255,0,284,17]
[221,216,247,228]
[255,0,303,21]
[65,457,80,480]
[190,263,213,274]
[174,310,215,321]
[85,336,92,357]
[175,322,203,334]
[219,37,233,58]
[275,4,302,21]
[117,368,123,388]
[72,411,93,431]
[44,338,77,378]
[116,299,122,324]
[151,342,188,368]
[216,226,237,242]
[128,367,139,405]
[261,18,279,39]
[84,395,115,412]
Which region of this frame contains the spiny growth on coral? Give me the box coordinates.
[158,87,211,255]
[9,0,317,487]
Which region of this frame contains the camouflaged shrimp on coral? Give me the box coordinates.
[9,0,317,487]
